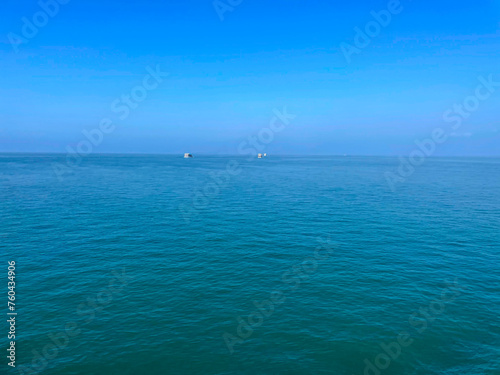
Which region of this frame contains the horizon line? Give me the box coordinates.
[1,152,500,158]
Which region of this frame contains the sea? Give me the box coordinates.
[1,154,499,375]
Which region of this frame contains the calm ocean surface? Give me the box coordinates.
[1,154,499,375]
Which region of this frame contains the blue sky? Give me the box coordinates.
[1,0,499,155]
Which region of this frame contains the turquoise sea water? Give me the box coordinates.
[1,154,499,375]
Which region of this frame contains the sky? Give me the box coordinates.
[1,0,499,155]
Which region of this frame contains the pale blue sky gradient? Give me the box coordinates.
[1,0,499,155]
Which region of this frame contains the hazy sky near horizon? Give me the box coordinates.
[1,0,499,155]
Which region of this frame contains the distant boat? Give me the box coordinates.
[258,153,263,158]
[184,153,193,158]
[263,153,267,157]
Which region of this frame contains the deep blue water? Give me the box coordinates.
[1,154,499,375]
